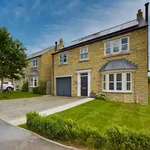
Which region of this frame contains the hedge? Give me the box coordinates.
[106,126,150,150]
[26,112,150,150]
[26,112,106,149]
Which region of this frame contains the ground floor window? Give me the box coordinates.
[102,72,132,92]
[29,76,38,87]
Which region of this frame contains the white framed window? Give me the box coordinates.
[104,37,129,55]
[59,53,68,64]
[102,72,132,92]
[103,75,106,90]
[109,74,114,90]
[80,47,88,61]
[116,74,122,90]
[29,76,38,87]
[126,73,131,91]
[31,59,38,67]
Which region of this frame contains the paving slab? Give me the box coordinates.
[0,96,83,119]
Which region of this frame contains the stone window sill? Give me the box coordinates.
[58,63,68,66]
[79,59,89,63]
[103,51,131,59]
[103,91,132,94]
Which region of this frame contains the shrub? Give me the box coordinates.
[26,112,106,149]
[21,81,28,92]
[95,92,106,100]
[32,82,46,95]
[32,87,39,94]
[38,83,46,95]
[106,126,150,150]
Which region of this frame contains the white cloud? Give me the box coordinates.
[26,0,149,54]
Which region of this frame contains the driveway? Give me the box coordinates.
[0,118,76,150]
[0,96,83,120]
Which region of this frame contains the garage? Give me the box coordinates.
[56,77,71,96]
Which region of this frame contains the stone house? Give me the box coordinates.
[52,4,149,104]
[23,39,64,94]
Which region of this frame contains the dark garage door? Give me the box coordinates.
[56,77,71,96]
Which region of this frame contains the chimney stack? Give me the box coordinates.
[55,41,58,51]
[59,38,64,48]
[137,9,143,21]
[145,2,149,23]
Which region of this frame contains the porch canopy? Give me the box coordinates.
[28,70,39,76]
[99,58,138,72]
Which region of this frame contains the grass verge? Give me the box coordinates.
[0,91,42,100]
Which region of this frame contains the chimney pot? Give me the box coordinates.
[55,41,58,51]
[137,9,143,21]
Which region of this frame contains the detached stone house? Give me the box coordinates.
[24,39,64,93]
[52,4,149,104]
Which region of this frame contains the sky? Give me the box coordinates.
[0,0,149,55]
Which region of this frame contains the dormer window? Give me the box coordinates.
[104,37,129,55]
[32,59,38,67]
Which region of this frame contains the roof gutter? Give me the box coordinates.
[52,25,148,55]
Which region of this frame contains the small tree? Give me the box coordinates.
[0,27,27,94]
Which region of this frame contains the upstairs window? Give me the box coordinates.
[80,47,88,61]
[104,37,129,55]
[105,42,111,54]
[32,59,38,67]
[113,40,119,53]
[60,53,68,64]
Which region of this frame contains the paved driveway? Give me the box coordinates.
[0,118,76,150]
[0,96,83,120]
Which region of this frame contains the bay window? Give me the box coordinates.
[109,74,114,90]
[116,74,122,90]
[126,73,131,91]
[103,75,106,90]
[103,72,132,92]
[29,76,38,87]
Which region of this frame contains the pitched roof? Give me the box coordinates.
[99,59,138,72]
[53,18,147,54]
[71,20,139,45]
[27,46,54,60]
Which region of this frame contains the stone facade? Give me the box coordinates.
[23,41,64,94]
[53,27,148,104]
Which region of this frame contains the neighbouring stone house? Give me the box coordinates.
[52,4,149,104]
[23,39,64,94]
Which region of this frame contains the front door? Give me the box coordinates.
[81,73,88,96]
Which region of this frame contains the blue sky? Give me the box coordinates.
[0,0,149,55]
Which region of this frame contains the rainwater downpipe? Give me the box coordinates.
[136,91,138,104]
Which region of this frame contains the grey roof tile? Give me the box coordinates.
[71,20,144,45]
[27,46,54,60]
[99,59,138,72]
[55,19,147,53]
[28,70,39,76]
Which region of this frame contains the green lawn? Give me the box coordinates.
[57,99,150,133]
[0,91,42,100]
